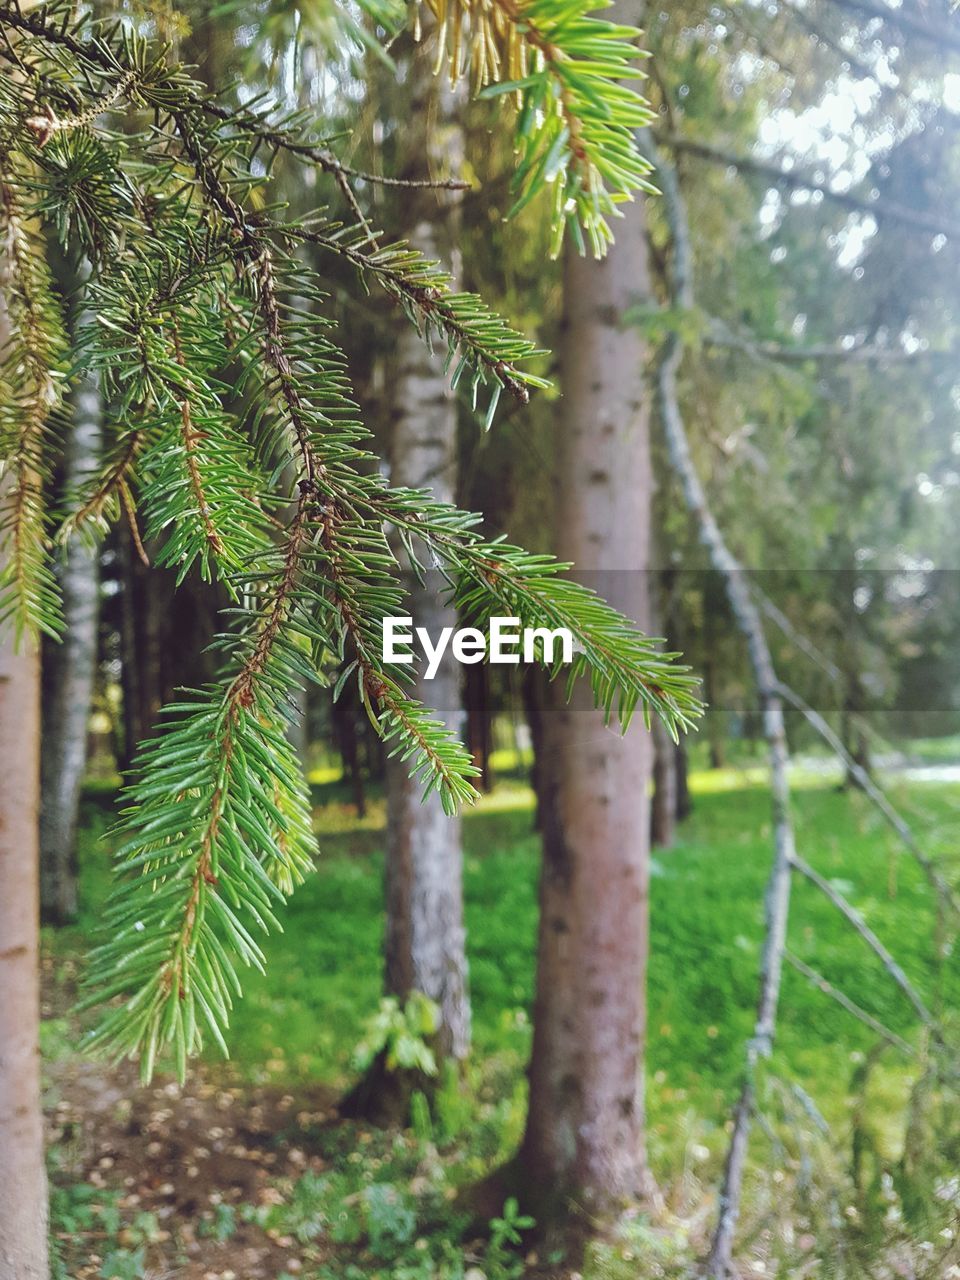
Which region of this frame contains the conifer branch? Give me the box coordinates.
[422,0,658,252]
[289,220,548,406]
[0,150,65,641]
[2,0,655,255]
[2,0,702,1081]
[63,430,143,538]
[81,494,316,1079]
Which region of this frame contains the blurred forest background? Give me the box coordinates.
[5,0,960,1276]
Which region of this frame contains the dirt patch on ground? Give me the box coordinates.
[44,962,339,1279]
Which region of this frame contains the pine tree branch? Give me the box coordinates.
[287,221,547,404]
[0,149,65,641]
[0,6,467,195]
[64,430,142,536]
[82,494,317,1079]
[424,0,658,252]
[2,1,703,1083]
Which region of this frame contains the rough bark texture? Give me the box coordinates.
[519,198,654,1217]
[40,367,101,924]
[0,588,48,1279]
[383,61,470,1065]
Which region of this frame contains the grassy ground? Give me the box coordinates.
[47,763,960,1277]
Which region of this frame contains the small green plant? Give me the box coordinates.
[363,1182,418,1258]
[352,992,441,1076]
[245,1169,335,1244]
[198,1201,238,1243]
[98,1248,146,1280]
[484,1198,534,1280]
[50,1185,156,1280]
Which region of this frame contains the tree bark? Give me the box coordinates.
[465,662,493,792]
[674,738,692,821]
[382,59,470,1066]
[519,197,655,1219]
[332,680,366,817]
[650,569,677,848]
[522,668,545,831]
[40,363,101,925]
[118,541,219,770]
[0,570,48,1280]
[650,716,677,849]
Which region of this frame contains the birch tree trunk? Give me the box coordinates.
[519,195,655,1218]
[383,59,470,1065]
[0,561,48,1279]
[644,130,796,1280]
[40,365,101,924]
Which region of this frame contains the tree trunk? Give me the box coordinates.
[522,668,545,831]
[703,575,727,768]
[650,568,677,848]
[675,738,692,821]
[518,197,655,1221]
[650,717,677,848]
[0,218,48,1275]
[465,662,493,792]
[382,60,470,1066]
[0,579,48,1279]
[118,539,219,770]
[332,679,366,817]
[40,364,101,925]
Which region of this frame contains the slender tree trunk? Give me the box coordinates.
[674,738,692,821]
[0,572,48,1279]
[645,131,796,1279]
[650,568,676,848]
[40,364,101,924]
[650,717,677,848]
[519,195,655,1220]
[332,681,366,817]
[465,662,493,792]
[118,541,220,770]
[0,223,48,1275]
[522,668,545,831]
[382,60,470,1064]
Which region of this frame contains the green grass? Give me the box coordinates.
[62,767,960,1168]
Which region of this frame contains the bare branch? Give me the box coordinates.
[642,127,796,1279]
[785,950,916,1057]
[661,132,960,241]
[705,317,952,366]
[790,854,937,1030]
[751,587,843,684]
[777,681,960,918]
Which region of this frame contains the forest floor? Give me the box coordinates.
[42,762,960,1279]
